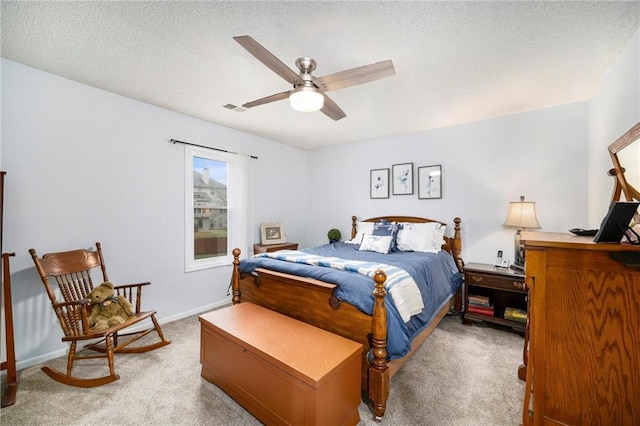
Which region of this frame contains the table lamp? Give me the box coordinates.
[503,195,541,271]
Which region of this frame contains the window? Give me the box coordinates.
[184,145,254,272]
[185,147,228,271]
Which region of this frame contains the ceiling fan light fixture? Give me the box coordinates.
[289,86,324,112]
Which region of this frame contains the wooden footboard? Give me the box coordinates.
[230,215,463,420]
[231,248,388,410]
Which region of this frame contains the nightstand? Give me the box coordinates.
[462,262,527,333]
[253,242,299,255]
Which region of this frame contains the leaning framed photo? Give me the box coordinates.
[593,201,639,243]
[260,222,287,245]
[418,165,442,199]
[370,168,390,199]
[392,163,414,195]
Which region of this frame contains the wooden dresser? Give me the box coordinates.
[520,231,640,425]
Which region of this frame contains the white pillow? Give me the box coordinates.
[345,221,375,244]
[396,222,445,253]
[358,234,393,254]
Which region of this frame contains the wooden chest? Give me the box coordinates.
[199,302,363,426]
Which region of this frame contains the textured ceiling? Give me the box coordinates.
[2,1,640,150]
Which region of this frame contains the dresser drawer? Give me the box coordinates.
[465,271,525,292]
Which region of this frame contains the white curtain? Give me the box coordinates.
[228,153,255,260]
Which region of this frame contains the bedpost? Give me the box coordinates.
[453,217,463,270]
[369,269,389,420]
[231,248,241,305]
[351,215,358,239]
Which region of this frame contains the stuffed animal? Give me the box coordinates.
[86,282,134,331]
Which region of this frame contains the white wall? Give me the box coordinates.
[588,27,640,225]
[308,103,589,265]
[307,25,640,265]
[1,59,309,367]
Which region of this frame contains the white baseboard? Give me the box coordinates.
[160,298,231,323]
[7,298,233,372]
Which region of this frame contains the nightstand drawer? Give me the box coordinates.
[465,272,525,292]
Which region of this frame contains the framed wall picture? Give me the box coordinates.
[392,162,414,195]
[418,165,442,199]
[370,168,390,199]
[260,222,287,245]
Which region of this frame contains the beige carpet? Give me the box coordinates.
[1,312,525,425]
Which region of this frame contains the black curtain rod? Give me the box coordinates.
[170,138,258,159]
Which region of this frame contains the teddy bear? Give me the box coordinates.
[86,282,135,331]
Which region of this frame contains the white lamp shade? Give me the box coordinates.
[289,87,324,112]
[503,196,541,229]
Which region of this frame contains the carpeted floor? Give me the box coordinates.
[1,311,525,425]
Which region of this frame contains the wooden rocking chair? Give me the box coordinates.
[29,242,171,387]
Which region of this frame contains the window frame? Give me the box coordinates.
[185,146,229,272]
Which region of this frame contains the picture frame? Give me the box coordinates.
[370,168,390,199]
[260,222,287,245]
[392,163,414,195]
[593,201,639,243]
[418,165,442,199]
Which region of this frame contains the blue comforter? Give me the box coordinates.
[238,242,462,359]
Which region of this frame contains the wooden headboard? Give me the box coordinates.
[350,215,463,271]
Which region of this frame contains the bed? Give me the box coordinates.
[230,215,463,420]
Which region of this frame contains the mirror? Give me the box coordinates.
[608,121,640,222]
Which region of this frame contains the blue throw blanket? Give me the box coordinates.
[239,242,462,359]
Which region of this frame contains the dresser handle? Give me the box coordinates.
[471,275,483,283]
[513,281,524,289]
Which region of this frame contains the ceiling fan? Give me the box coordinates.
[233,35,396,121]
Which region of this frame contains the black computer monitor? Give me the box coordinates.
[593,201,640,243]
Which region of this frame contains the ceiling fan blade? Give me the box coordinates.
[313,60,395,92]
[234,35,304,86]
[320,93,346,121]
[242,90,291,109]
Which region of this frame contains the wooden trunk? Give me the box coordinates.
[200,303,363,426]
